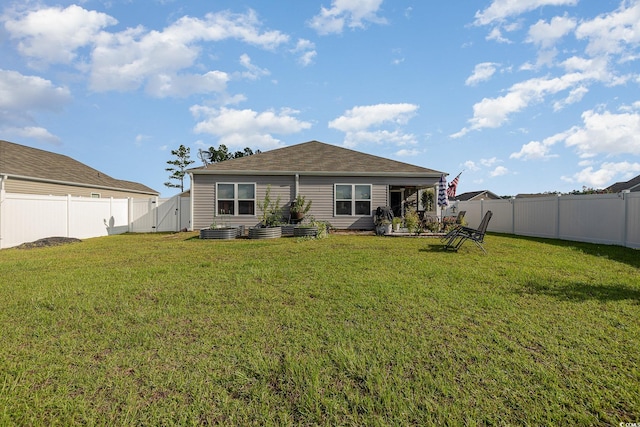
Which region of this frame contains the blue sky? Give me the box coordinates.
[1,0,639,197]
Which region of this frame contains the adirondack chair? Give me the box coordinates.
[443,210,492,253]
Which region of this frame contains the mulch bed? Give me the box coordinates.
[16,237,82,249]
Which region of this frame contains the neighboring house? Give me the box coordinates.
[0,140,158,198]
[188,140,445,230]
[453,190,501,201]
[606,174,640,193]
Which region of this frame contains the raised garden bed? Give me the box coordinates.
[248,227,282,239]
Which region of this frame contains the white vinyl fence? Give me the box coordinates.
[449,192,640,249]
[0,192,190,249]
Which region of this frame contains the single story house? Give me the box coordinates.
[188,140,445,230]
[606,174,640,193]
[0,140,158,198]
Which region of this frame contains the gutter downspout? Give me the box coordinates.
[295,173,300,196]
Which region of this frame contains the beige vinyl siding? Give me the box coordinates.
[192,173,439,230]
[192,174,295,230]
[299,176,386,229]
[5,177,155,199]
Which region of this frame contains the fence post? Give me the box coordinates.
[555,194,561,239]
[177,196,182,232]
[622,191,630,247]
[128,198,133,232]
[0,175,5,249]
[511,197,516,235]
[152,196,159,232]
[67,194,72,238]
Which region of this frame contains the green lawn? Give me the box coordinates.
[1,232,638,426]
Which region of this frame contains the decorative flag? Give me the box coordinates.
[437,174,449,208]
[447,172,462,199]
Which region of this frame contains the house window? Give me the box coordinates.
[216,183,255,215]
[335,184,371,216]
[91,193,101,198]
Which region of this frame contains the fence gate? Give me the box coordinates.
[130,198,156,233]
[129,196,189,233]
[156,197,179,232]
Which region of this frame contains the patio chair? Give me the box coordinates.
[440,211,466,241]
[443,210,492,253]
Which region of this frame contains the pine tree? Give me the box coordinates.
[164,145,194,192]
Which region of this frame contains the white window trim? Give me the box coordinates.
[334,183,372,216]
[216,182,256,216]
[90,192,101,198]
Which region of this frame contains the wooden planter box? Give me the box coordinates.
[248,227,282,239]
[199,228,238,240]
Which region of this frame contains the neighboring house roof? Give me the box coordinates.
[190,140,443,177]
[0,140,158,195]
[606,174,640,193]
[453,190,501,201]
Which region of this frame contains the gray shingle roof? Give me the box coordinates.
[191,140,443,176]
[606,174,640,193]
[454,190,501,201]
[0,140,158,194]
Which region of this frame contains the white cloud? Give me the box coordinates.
[4,6,288,97]
[552,86,588,111]
[0,70,70,142]
[2,5,117,66]
[329,103,418,132]
[3,126,61,145]
[190,105,312,150]
[237,54,270,80]
[308,0,387,35]
[395,148,421,157]
[490,166,509,177]
[474,0,578,26]
[511,141,555,161]
[575,1,640,56]
[513,107,640,161]
[480,157,500,167]
[328,103,419,147]
[452,64,614,137]
[291,39,317,66]
[561,161,640,188]
[135,134,151,146]
[486,27,511,43]
[146,71,229,98]
[342,130,417,148]
[619,101,640,113]
[466,62,498,86]
[89,10,287,94]
[564,109,640,157]
[463,160,480,172]
[526,14,576,49]
[0,69,71,111]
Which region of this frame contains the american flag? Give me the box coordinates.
[446,172,461,198]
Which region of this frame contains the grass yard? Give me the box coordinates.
[0,232,639,426]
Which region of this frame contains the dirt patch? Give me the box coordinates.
[16,237,82,249]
